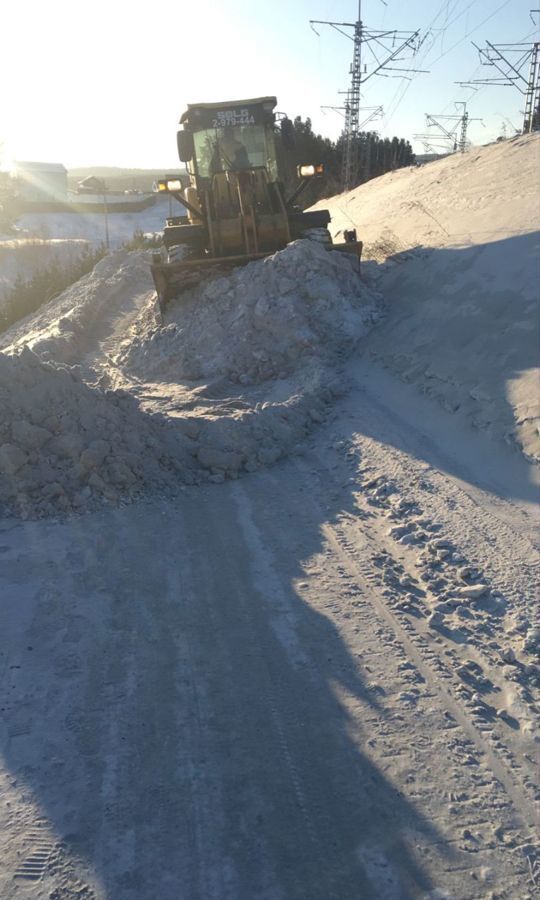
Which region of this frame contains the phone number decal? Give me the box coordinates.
[212,108,257,128]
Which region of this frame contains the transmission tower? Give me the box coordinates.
[524,41,540,131]
[458,38,540,133]
[311,2,426,191]
[414,103,481,154]
[321,102,383,181]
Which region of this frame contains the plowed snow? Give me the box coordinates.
[121,240,378,383]
[0,241,379,518]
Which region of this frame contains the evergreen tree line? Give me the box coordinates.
[277,116,415,206]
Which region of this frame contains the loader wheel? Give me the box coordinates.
[301,227,332,246]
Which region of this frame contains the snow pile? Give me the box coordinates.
[0,240,380,518]
[2,250,153,363]
[0,347,348,518]
[0,349,197,518]
[120,240,379,383]
[313,133,540,462]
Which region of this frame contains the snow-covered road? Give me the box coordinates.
[1,354,538,899]
[1,134,538,899]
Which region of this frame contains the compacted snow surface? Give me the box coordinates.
[0,136,538,900]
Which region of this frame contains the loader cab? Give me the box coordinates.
[178,97,281,186]
[175,97,291,256]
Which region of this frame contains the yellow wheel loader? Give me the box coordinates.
[151,97,362,309]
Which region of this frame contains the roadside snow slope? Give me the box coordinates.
[313,133,540,461]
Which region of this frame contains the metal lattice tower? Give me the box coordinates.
[524,41,540,131]
[342,3,363,191]
[311,4,424,191]
[458,38,540,134]
[414,103,480,155]
[458,104,470,152]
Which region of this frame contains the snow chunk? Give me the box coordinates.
[120,240,380,384]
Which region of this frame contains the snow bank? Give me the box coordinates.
[0,348,349,519]
[0,349,197,518]
[0,242,379,518]
[2,250,153,363]
[312,133,540,462]
[121,239,379,383]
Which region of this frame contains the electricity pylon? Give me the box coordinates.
[414,102,481,154]
[458,39,540,133]
[311,2,426,190]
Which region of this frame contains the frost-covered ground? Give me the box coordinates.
[0,195,173,310]
[313,132,540,462]
[0,137,538,899]
[14,195,171,248]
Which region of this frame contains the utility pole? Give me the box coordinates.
[524,41,540,131]
[458,103,470,152]
[344,1,362,191]
[414,103,481,154]
[311,3,426,191]
[458,38,540,133]
[96,177,110,251]
[321,102,383,182]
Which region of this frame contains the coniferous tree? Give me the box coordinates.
[277,117,415,205]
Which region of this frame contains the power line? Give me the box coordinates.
[427,0,512,67]
[441,26,538,114]
[458,30,540,132]
[310,1,425,189]
[382,0,471,126]
[383,0,513,130]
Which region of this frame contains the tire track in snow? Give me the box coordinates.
[293,456,538,837]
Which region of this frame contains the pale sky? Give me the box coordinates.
[1,0,537,169]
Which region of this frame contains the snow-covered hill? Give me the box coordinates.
[313,134,540,462]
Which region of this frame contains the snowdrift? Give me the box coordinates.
[0,241,379,518]
[313,133,540,462]
[121,240,378,383]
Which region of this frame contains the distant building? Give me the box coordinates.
[76,175,107,194]
[13,160,68,203]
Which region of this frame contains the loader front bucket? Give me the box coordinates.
[150,251,272,312]
[150,239,363,313]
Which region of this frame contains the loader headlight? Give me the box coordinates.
[157,179,183,192]
[297,163,324,178]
